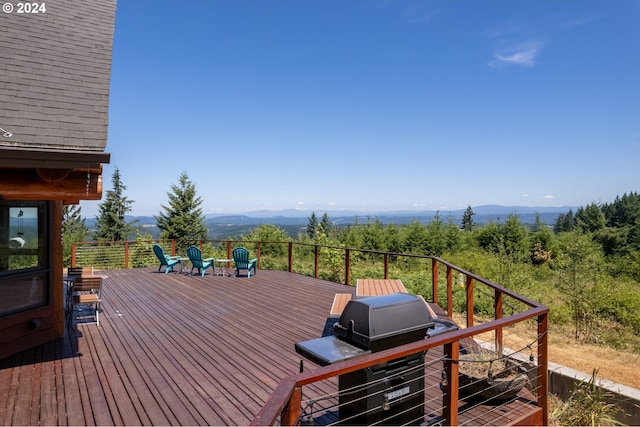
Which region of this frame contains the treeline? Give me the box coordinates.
[304,193,640,279]
[64,168,639,352]
[293,193,640,352]
[554,192,640,257]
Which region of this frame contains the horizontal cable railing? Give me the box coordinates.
[71,239,549,426]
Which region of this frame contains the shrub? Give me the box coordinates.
[549,369,621,426]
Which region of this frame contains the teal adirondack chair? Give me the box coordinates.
[153,244,181,274]
[186,246,215,277]
[232,247,257,278]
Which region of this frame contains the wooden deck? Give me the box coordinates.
[355,278,408,297]
[0,269,540,426]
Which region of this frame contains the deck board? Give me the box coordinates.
[0,269,540,426]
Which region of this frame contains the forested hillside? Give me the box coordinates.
[74,185,640,353]
[266,193,640,353]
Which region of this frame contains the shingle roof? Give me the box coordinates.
[0,0,117,153]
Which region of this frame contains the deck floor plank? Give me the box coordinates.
[13,350,34,426]
[0,269,540,426]
[38,344,58,426]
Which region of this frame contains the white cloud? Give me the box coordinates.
[490,40,543,68]
[543,195,554,200]
[522,193,530,198]
[561,14,605,29]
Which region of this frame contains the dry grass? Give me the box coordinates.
[452,315,640,389]
[546,327,640,389]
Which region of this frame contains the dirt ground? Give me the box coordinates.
[451,315,640,390]
[546,331,640,389]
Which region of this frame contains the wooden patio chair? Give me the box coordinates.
[186,246,214,276]
[153,244,182,274]
[70,275,103,325]
[65,266,93,312]
[232,247,257,278]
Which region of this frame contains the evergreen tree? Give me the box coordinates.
[320,213,332,237]
[401,220,430,255]
[602,192,640,229]
[554,213,566,233]
[461,205,475,231]
[62,204,88,266]
[93,167,135,241]
[155,171,208,249]
[530,215,554,265]
[306,212,318,239]
[425,212,446,256]
[575,203,606,233]
[502,213,528,259]
[444,215,461,253]
[475,221,503,253]
[362,219,387,252]
[555,209,575,233]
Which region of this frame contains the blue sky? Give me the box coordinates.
[82,0,640,218]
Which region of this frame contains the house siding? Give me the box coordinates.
[0,1,115,358]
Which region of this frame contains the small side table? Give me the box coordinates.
[178,257,191,274]
[215,259,232,277]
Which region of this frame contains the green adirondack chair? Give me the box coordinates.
[232,247,257,278]
[153,244,181,274]
[186,246,214,276]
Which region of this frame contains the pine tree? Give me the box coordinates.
[93,167,135,241]
[155,171,208,249]
[306,212,318,239]
[576,203,606,233]
[461,205,475,231]
[62,204,88,266]
[320,213,332,237]
[563,209,576,232]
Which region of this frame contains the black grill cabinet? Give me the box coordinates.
[296,293,434,425]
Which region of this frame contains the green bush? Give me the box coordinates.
[549,369,621,426]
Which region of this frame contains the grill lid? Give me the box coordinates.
[333,293,434,351]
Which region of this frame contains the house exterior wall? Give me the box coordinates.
[0,0,116,359]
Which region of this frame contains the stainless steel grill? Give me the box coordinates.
[295,293,435,425]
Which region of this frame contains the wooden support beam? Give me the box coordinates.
[52,201,64,338]
[0,168,103,200]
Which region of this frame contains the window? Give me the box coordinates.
[0,202,49,316]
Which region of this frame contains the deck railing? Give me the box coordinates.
[72,239,549,425]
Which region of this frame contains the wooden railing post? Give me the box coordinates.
[281,386,302,426]
[124,241,129,269]
[538,312,549,426]
[443,340,460,426]
[345,248,350,286]
[466,276,474,328]
[288,242,293,272]
[495,289,503,353]
[384,253,389,279]
[446,266,453,317]
[431,258,439,305]
[257,242,261,269]
[71,242,77,267]
[226,240,232,260]
[171,239,176,256]
[314,245,319,278]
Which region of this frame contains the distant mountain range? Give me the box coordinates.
[206,205,574,219]
[82,205,578,239]
[88,205,575,229]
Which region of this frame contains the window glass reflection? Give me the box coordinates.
[8,207,40,270]
[0,202,48,317]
